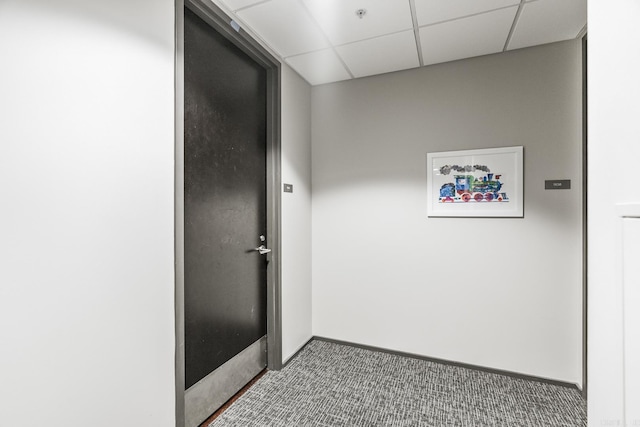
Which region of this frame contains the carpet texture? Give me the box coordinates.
[209,340,587,426]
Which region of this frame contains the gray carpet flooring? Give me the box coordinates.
[209,339,587,426]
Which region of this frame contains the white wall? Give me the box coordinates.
[0,1,176,426]
[588,1,640,425]
[281,64,313,362]
[312,40,583,385]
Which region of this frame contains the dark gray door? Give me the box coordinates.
[183,6,268,425]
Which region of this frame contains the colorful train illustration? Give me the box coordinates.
[439,173,509,203]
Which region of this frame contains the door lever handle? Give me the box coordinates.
[254,245,272,255]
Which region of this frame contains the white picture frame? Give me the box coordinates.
[426,146,524,218]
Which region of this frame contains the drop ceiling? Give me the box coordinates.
[213,0,587,86]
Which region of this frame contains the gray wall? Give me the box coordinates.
[312,40,583,385]
[281,64,313,362]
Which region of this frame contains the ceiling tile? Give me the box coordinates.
[302,0,413,46]
[217,0,266,11]
[419,7,517,66]
[414,0,520,26]
[237,0,329,57]
[508,0,587,50]
[336,31,420,78]
[286,49,352,86]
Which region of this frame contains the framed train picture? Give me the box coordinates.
[426,146,523,218]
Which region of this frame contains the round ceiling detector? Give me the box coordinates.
[355,8,367,19]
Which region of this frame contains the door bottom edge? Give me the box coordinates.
[185,336,267,427]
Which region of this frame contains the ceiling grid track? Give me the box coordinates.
[297,0,356,79]
[408,0,424,67]
[333,28,422,50]
[214,0,588,86]
[503,0,527,52]
[233,0,271,14]
[418,4,524,30]
[330,47,356,80]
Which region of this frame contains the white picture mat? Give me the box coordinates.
[426,146,523,217]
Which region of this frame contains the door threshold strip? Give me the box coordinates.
[199,369,267,427]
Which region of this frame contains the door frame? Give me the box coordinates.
[582,34,587,399]
[174,0,282,425]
